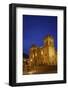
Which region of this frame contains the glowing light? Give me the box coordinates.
[41,50,43,55]
[30,59,32,62]
[35,53,37,56]
[33,54,34,58]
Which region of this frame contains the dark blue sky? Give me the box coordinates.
[23,15,57,55]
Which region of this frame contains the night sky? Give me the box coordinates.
[23,15,57,55]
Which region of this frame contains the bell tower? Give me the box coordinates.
[43,35,57,65]
[44,35,54,47]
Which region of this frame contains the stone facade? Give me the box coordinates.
[29,35,57,66]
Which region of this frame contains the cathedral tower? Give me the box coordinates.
[43,35,57,65]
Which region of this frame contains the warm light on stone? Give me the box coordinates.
[33,54,34,58]
[41,50,43,55]
[29,35,57,66]
[30,59,32,62]
[35,53,37,56]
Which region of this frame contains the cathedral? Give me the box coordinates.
[29,35,57,66]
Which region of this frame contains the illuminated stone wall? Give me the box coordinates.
[29,35,57,66]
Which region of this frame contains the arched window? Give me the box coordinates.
[35,52,37,56]
[33,54,34,58]
[30,59,32,62]
[41,50,43,55]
